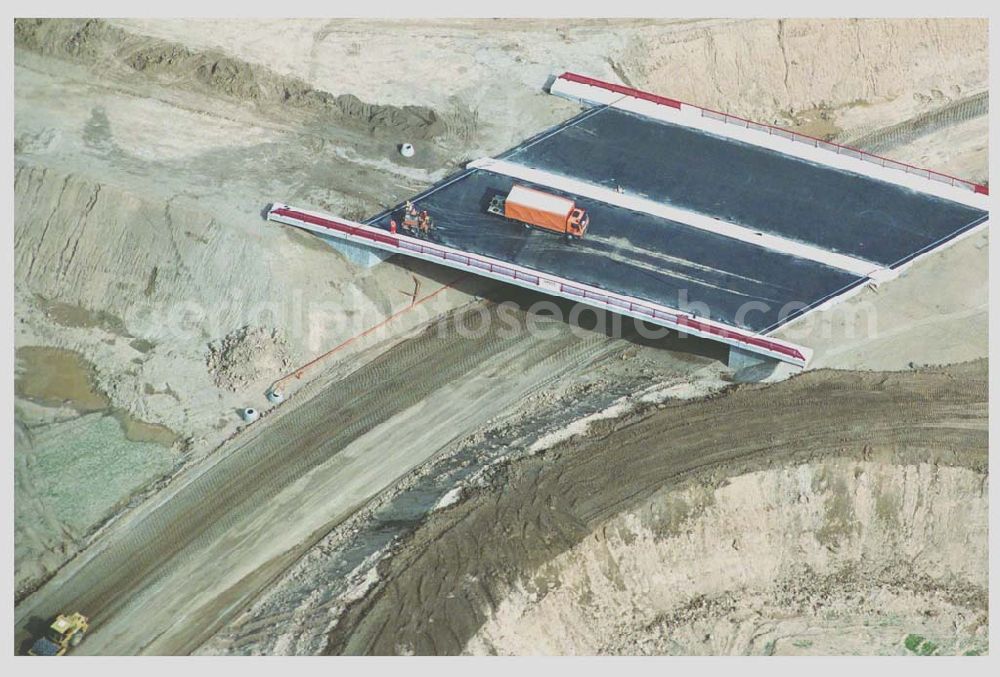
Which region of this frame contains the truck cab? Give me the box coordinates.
[567,208,590,238]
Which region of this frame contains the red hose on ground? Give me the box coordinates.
[270,272,468,395]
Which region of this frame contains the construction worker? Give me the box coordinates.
[419,210,433,238]
[389,219,398,234]
[402,201,419,233]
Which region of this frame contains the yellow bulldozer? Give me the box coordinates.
[28,613,89,656]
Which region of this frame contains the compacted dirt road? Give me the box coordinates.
[15,297,693,655]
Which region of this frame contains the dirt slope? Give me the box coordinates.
[617,19,986,131]
[325,360,987,655]
[468,460,987,655]
[114,18,987,149]
[13,18,493,593]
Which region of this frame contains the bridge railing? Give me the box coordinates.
[697,106,987,194]
[557,72,988,196]
[268,204,810,366]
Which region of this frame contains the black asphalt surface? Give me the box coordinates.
[367,105,985,334]
[371,169,862,333]
[502,107,987,268]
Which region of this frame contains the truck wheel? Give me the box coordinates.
[70,633,83,647]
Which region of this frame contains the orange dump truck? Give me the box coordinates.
[487,184,590,239]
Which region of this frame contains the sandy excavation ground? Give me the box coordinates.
[13,18,988,656]
[324,361,987,656]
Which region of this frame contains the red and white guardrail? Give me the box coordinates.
[267,203,812,367]
[551,72,989,206]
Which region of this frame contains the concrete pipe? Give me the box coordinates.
[242,407,260,423]
[399,143,415,158]
[267,389,284,404]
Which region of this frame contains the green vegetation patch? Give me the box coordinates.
[904,634,939,656]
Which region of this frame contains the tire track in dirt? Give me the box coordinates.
[325,359,987,655]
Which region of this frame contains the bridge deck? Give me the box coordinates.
[369,168,862,334]
[274,76,987,367]
[499,106,987,268]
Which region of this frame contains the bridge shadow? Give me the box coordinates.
[265,207,732,367]
[390,256,730,365]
